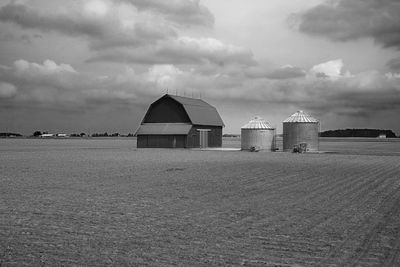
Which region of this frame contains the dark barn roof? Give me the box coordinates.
[143,94,224,127]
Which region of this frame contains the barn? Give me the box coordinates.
[135,94,224,148]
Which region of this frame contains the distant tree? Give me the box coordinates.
[33,131,42,137]
[91,132,109,137]
[127,133,134,137]
[111,133,119,137]
[80,132,86,137]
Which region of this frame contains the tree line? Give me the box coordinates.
[320,129,397,138]
[0,132,23,137]
[35,131,135,137]
[32,131,135,137]
[0,131,136,137]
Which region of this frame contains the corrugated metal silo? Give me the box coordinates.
[283,110,319,152]
[241,117,275,151]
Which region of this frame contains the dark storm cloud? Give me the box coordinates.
[244,65,306,80]
[0,30,41,45]
[0,2,248,67]
[301,86,400,120]
[0,59,84,108]
[1,58,399,121]
[1,58,400,133]
[120,0,214,27]
[0,82,17,98]
[293,0,400,50]
[228,68,400,122]
[0,3,104,36]
[266,66,306,79]
[309,87,400,117]
[87,50,203,65]
[0,59,141,111]
[386,58,400,72]
[315,72,329,79]
[0,2,174,50]
[329,90,400,113]
[296,76,400,117]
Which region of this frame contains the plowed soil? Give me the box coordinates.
[1,138,400,266]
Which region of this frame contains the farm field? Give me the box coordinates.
[1,138,400,266]
[224,136,400,156]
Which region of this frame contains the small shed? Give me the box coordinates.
[135,94,224,148]
[283,110,319,152]
[241,117,275,151]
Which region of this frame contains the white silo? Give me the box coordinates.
[241,117,275,151]
[282,110,319,152]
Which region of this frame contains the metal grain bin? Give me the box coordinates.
[241,117,275,151]
[283,111,319,152]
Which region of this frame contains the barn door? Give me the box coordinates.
[198,129,210,148]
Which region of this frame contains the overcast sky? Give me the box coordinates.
[1,0,399,135]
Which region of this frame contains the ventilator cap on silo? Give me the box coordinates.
[241,116,275,129]
[283,110,318,123]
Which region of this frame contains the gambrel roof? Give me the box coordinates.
[147,94,224,127]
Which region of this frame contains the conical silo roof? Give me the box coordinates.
[241,117,274,129]
[283,110,318,123]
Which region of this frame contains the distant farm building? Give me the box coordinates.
[40,133,55,138]
[283,110,319,152]
[378,133,387,139]
[135,94,224,148]
[241,117,275,152]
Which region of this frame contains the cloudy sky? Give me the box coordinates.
[1,0,399,135]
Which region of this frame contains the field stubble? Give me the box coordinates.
[1,138,400,266]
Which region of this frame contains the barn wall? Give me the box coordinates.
[137,136,147,148]
[137,135,187,148]
[143,98,191,123]
[137,126,222,148]
[186,126,222,148]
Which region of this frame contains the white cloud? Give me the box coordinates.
[84,0,111,17]
[146,64,183,87]
[385,72,400,79]
[175,37,253,63]
[178,37,236,53]
[14,59,76,74]
[311,59,343,78]
[310,59,352,79]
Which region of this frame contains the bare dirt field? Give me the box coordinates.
[1,138,400,266]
